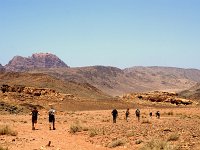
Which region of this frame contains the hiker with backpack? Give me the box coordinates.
[111,109,118,123]
[30,107,39,130]
[48,106,56,130]
[149,112,153,118]
[135,108,140,122]
[125,108,130,122]
[155,111,160,119]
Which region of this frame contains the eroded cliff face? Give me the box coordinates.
[5,53,69,71]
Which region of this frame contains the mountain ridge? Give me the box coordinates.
[2,53,200,96]
[27,65,200,96]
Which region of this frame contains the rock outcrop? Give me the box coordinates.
[123,91,193,105]
[0,84,77,101]
[5,53,69,71]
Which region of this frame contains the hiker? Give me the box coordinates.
[48,106,56,130]
[149,112,153,118]
[135,108,140,121]
[111,109,118,123]
[30,107,39,130]
[125,108,130,122]
[155,111,160,119]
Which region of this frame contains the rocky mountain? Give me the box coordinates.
[0,64,5,71]
[5,53,69,71]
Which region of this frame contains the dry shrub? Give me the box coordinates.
[69,122,88,134]
[163,111,174,116]
[167,133,179,141]
[101,119,110,122]
[107,138,126,148]
[69,123,82,134]
[0,125,18,136]
[180,114,191,119]
[82,126,89,131]
[0,146,8,150]
[191,115,200,119]
[135,139,143,144]
[167,111,174,116]
[126,130,135,137]
[140,139,178,150]
[89,128,98,137]
[141,119,151,124]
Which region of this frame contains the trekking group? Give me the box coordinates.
[31,106,160,130]
[30,105,56,130]
[111,108,160,123]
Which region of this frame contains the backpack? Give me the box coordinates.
[136,109,140,116]
[32,110,38,117]
[49,109,55,116]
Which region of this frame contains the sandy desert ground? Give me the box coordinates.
[1,107,200,150]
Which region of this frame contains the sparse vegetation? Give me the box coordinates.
[69,123,82,134]
[101,119,110,122]
[126,130,135,137]
[167,111,174,116]
[179,114,191,119]
[69,121,88,134]
[135,139,143,144]
[82,126,89,131]
[141,119,151,124]
[140,139,178,150]
[167,133,179,141]
[89,128,98,137]
[0,146,8,150]
[0,125,18,136]
[107,138,126,148]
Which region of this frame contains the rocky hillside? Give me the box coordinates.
[5,53,69,71]
[28,66,200,96]
[179,83,200,100]
[0,72,111,100]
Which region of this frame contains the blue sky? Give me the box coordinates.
[0,0,200,69]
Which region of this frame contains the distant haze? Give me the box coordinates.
[0,1,200,69]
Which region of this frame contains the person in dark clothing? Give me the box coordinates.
[149,112,153,118]
[125,108,130,122]
[135,108,140,122]
[111,109,118,123]
[49,106,56,130]
[30,107,39,130]
[155,111,160,119]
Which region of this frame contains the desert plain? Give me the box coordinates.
[1,105,200,150]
